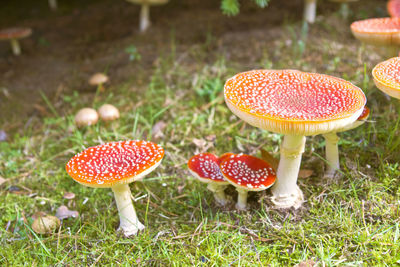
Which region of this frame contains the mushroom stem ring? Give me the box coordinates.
[271,135,306,209]
[112,184,145,236]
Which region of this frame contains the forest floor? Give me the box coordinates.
[1,0,400,265]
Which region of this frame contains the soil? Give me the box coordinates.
[0,0,381,130]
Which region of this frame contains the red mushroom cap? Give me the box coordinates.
[218,153,235,165]
[224,69,366,136]
[187,153,229,184]
[66,140,164,188]
[0,27,32,40]
[372,57,400,99]
[388,0,400,18]
[219,154,276,191]
[358,106,370,121]
[351,18,400,46]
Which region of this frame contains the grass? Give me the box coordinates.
[2,3,400,266]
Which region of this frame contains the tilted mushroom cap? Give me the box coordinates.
[125,0,168,5]
[0,27,32,40]
[187,153,229,184]
[388,0,400,18]
[89,73,109,86]
[224,69,366,136]
[372,57,400,99]
[351,18,400,46]
[66,140,164,188]
[219,154,276,191]
[339,106,370,132]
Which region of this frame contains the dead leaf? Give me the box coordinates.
[192,138,213,153]
[55,205,79,220]
[205,135,216,142]
[0,176,6,186]
[152,121,167,139]
[298,169,314,179]
[295,260,316,267]
[260,148,279,170]
[33,104,49,116]
[177,184,186,194]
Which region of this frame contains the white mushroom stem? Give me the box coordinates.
[10,39,21,56]
[271,135,305,209]
[48,0,58,10]
[140,4,151,32]
[206,183,229,206]
[111,184,145,236]
[323,132,340,178]
[304,0,317,23]
[235,187,249,211]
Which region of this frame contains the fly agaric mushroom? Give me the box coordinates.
[323,106,370,178]
[219,153,276,210]
[351,17,400,57]
[125,0,168,32]
[74,108,99,127]
[66,140,164,236]
[224,69,366,209]
[372,56,400,99]
[304,0,317,23]
[187,153,232,206]
[0,27,32,56]
[98,104,120,122]
[388,0,400,18]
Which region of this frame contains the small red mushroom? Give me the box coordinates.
[219,154,276,210]
[187,153,230,206]
[66,140,164,236]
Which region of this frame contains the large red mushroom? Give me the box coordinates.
[224,69,366,209]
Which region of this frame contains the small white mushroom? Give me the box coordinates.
[74,108,99,127]
[98,104,120,122]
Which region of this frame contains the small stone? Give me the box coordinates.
[32,215,60,234]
